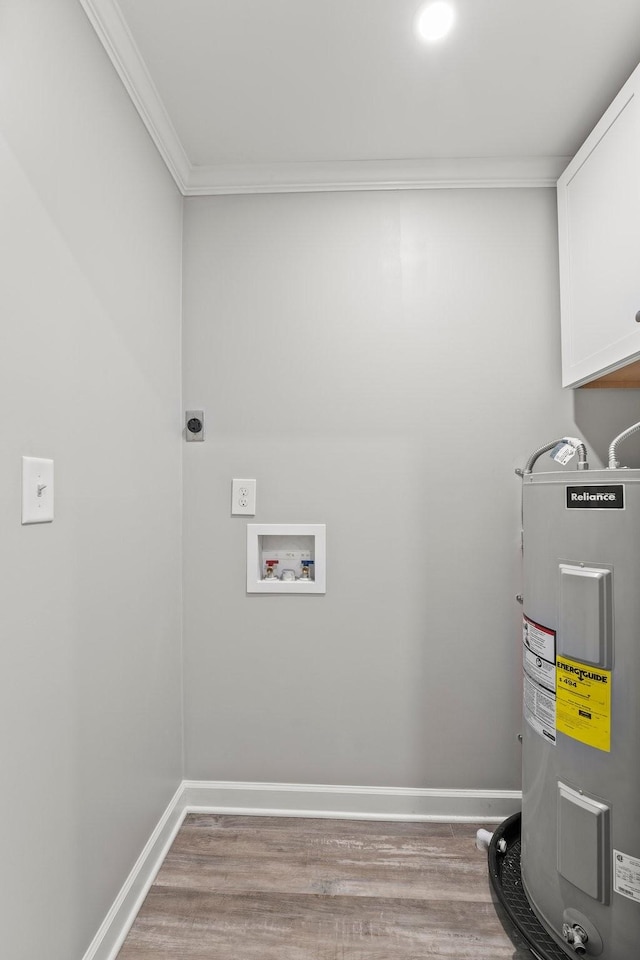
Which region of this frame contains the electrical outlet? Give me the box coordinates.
[185,410,205,441]
[231,478,256,516]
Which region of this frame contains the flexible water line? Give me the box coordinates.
[523,439,588,475]
[608,420,640,469]
[516,438,589,549]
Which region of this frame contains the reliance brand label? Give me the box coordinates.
[566,485,624,510]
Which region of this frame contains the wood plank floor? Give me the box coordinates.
[117,815,531,960]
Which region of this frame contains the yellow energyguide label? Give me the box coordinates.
[556,656,611,752]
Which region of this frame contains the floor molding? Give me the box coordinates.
[85,779,522,959]
[82,783,186,960]
[181,779,521,822]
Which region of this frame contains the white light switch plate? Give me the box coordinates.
[231,478,256,516]
[22,457,54,524]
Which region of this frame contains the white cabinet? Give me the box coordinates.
[558,64,640,388]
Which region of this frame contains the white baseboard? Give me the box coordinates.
[85,779,521,959]
[181,780,521,822]
[82,783,186,960]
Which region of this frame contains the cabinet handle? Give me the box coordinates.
[636,311,640,322]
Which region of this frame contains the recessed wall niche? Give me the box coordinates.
[246,524,326,594]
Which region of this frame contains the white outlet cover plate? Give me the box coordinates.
[22,456,54,524]
[232,478,256,515]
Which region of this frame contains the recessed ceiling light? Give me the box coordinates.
[416,1,456,43]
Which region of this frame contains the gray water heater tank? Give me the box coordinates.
[521,468,640,958]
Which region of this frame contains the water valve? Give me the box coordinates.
[300,559,315,580]
[562,923,588,956]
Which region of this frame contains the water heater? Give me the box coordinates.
[521,463,640,958]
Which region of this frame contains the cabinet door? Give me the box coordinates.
[558,67,640,387]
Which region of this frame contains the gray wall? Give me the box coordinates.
[0,3,183,958]
[182,189,640,789]
[2,6,639,953]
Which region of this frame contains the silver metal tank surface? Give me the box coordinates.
[521,468,640,959]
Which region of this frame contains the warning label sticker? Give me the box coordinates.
[524,674,557,744]
[523,616,556,663]
[556,656,611,752]
[522,616,557,744]
[523,647,556,692]
[614,850,640,903]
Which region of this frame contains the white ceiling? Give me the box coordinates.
[81,0,640,194]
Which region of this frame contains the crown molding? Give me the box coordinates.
[185,156,571,195]
[79,0,191,191]
[80,1,570,196]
